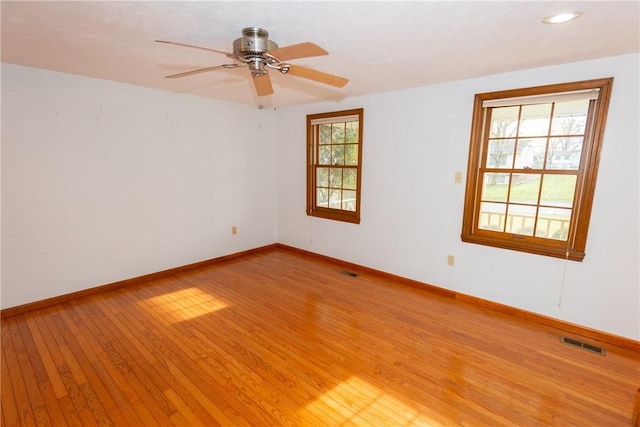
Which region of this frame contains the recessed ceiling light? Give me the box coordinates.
[543,12,582,24]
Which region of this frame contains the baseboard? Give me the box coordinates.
[277,243,458,299]
[2,242,638,353]
[276,244,640,354]
[453,293,640,353]
[0,244,277,319]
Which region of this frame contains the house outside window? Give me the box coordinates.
[307,109,363,224]
[461,78,613,261]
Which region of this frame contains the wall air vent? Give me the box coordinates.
[561,336,606,356]
[340,270,359,277]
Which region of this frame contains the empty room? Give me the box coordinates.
[2,1,639,426]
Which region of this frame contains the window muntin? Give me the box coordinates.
[462,79,613,261]
[307,109,363,223]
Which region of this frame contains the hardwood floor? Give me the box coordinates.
[2,247,638,426]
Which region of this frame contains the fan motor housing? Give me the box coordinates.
[233,27,278,55]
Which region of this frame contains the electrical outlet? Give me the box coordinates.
[447,255,455,266]
[454,171,463,184]
[232,226,237,235]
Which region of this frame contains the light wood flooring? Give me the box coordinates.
[2,247,639,426]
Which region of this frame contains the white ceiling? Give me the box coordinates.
[2,1,638,108]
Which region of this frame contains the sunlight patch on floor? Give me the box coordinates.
[303,375,441,426]
[139,287,228,322]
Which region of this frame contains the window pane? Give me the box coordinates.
[343,190,356,211]
[343,168,357,190]
[329,168,342,188]
[478,202,506,231]
[546,137,583,170]
[551,100,588,136]
[505,205,537,235]
[316,188,328,207]
[332,123,345,143]
[481,173,509,202]
[514,138,546,169]
[518,103,552,137]
[509,174,541,204]
[490,106,519,138]
[319,146,331,165]
[345,144,358,166]
[346,121,359,143]
[329,189,341,209]
[487,139,516,168]
[540,175,576,207]
[319,124,331,144]
[537,207,572,240]
[331,145,345,165]
[317,167,329,187]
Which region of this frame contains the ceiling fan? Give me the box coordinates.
[156,27,349,97]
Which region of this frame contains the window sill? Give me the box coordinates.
[307,209,361,224]
[461,233,585,261]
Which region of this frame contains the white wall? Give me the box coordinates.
[3,55,638,340]
[1,64,278,308]
[276,53,639,340]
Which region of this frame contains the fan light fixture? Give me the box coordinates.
[543,12,582,24]
[156,27,349,97]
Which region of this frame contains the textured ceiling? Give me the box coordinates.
[2,1,639,108]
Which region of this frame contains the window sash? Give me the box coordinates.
[475,99,594,247]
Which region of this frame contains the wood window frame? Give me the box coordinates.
[307,108,363,224]
[461,78,614,261]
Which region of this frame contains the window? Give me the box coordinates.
[307,108,363,223]
[461,78,613,261]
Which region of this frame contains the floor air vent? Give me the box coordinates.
[561,336,606,356]
[340,270,359,277]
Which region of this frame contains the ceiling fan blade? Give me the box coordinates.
[252,73,274,96]
[156,40,233,57]
[165,64,240,79]
[286,65,349,88]
[268,42,328,61]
